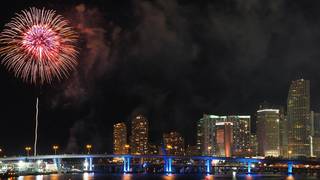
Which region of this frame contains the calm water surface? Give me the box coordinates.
[13,173,320,180]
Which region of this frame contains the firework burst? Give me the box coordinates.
[0,7,78,84]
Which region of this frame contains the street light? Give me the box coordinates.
[86,144,92,154]
[25,146,32,156]
[124,144,130,154]
[53,145,59,155]
[288,150,292,159]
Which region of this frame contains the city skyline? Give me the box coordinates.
[1,0,320,156]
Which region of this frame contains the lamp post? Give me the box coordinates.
[86,144,92,154]
[53,145,59,155]
[208,146,212,155]
[288,150,292,159]
[25,146,32,156]
[124,144,130,154]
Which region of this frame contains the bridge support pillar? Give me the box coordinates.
[206,159,211,174]
[247,161,251,174]
[123,157,131,173]
[53,158,62,173]
[89,157,93,171]
[164,157,172,173]
[288,162,293,174]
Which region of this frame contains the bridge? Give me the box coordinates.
[0,154,319,175]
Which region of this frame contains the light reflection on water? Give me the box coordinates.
[12,173,316,180]
[203,174,214,180]
[286,175,295,180]
[122,173,132,180]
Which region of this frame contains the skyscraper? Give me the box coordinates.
[287,79,311,157]
[113,122,128,154]
[311,111,320,137]
[130,115,149,155]
[163,132,185,155]
[197,115,218,155]
[311,111,320,157]
[216,122,233,157]
[256,107,280,157]
[228,115,252,157]
[279,108,288,158]
[197,114,252,157]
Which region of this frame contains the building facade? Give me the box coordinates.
[113,122,128,154]
[197,115,218,155]
[163,132,185,155]
[197,114,252,157]
[130,115,149,155]
[287,79,311,157]
[216,122,233,157]
[257,108,280,157]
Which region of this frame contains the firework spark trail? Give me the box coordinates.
[34,97,39,156]
[0,7,78,84]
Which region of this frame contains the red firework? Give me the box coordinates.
[0,7,78,84]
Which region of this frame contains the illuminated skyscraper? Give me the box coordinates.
[163,132,185,155]
[287,79,311,157]
[257,107,280,157]
[311,111,320,157]
[311,111,320,137]
[216,122,233,157]
[197,114,218,155]
[113,122,128,154]
[279,108,288,157]
[197,114,252,157]
[228,115,252,157]
[130,115,149,155]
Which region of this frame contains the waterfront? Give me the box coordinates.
[12,173,320,180]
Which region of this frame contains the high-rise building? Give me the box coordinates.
[197,114,252,157]
[216,122,233,157]
[130,115,149,155]
[256,107,280,157]
[163,132,185,155]
[228,115,252,156]
[310,111,320,157]
[113,122,128,154]
[312,136,320,157]
[197,115,218,155]
[250,134,258,156]
[279,109,288,158]
[311,111,320,137]
[287,79,311,157]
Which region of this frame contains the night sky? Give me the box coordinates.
[1,0,320,155]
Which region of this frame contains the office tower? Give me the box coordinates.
[311,111,320,137]
[228,115,252,157]
[216,122,233,157]
[197,115,218,155]
[250,134,258,156]
[279,109,288,158]
[311,111,320,157]
[313,136,320,157]
[256,107,280,157]
[163,132,185,155]
[197,114,251,157]
[130,115,149,155]
[113,122,128,154]
[287,79,311,157]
